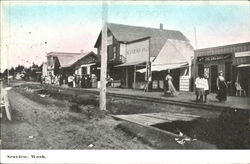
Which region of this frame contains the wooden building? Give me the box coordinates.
[194,42,250,96]
[94,23,194,91]
[46,51,98,77]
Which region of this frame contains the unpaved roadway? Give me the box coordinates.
[1,87,151,149]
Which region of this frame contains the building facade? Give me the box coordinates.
[94,23,194,91]
[194,42,250,96]
[46,51,97,77]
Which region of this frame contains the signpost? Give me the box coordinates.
[100,1,108,111]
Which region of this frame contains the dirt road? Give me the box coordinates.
[1,87,151,149]
[2,82,249,149]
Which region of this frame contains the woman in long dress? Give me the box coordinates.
[216,71,228,101]
[164,70,177,97]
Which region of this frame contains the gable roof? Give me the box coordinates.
[47,51,96,68]
[94,23,189,57]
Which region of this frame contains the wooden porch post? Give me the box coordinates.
[126,67,128,88]
[134,65,136,89]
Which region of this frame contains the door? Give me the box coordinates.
[210,65,218,92]
[198,64,204,76]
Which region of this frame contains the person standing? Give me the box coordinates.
[68,74,74,87]
[195,73,204,102]
[203,73,209,102]
[216,71,228,101]
[164,70,176,97]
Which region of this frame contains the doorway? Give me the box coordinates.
[210,65,218,92]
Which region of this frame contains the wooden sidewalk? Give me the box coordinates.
[113,112,200,126]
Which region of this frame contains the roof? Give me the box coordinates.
[94,23,189,57]
[47,52,81,57]
[194,42,250,57]
[48,51,97,68]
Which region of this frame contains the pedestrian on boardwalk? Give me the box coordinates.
[106,74,113,87]
[76,75,80,88]
[91,74,97,88]
[87,74,92,88]
[203,73,209,102]
[216,71,228,102]
[164,70,176,97]
[68,74,74,87]
[81,74,88,88]
[195,73,204,102]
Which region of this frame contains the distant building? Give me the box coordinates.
[194,42,250,96]
[94,23,194,91]
[46,51,98,77]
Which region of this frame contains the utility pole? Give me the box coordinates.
[99,1,108,111]
[6,45,9,86]
[194,27,197,49]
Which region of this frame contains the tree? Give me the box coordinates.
[9,67,15,76]
[15,65,25,73]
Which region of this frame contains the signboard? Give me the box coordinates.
[235,51,250,58]
[197,54,231,62]
[107,36,113,46]
[125,39,149,63]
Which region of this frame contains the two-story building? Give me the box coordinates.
[94,23,194,91]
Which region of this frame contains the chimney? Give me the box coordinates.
[160,23,163,30]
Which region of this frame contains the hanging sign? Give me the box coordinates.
[235,51,250,57]
[197,54,231,62]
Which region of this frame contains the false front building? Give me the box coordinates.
[194,42,250,96]
[94,23,194,91]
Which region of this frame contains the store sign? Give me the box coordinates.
[235,51,250,57]
[197,54,231,62]
[107,36,113,45]
[126,39,149,63]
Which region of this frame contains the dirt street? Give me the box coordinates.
[2,83,250,149]
[1,86,152,149]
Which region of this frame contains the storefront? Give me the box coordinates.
[194,42,250,96]
[94,23,193,91]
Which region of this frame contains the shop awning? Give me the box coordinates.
[136,62,188,73]
[237,64,250,68]
[115,61,146,67]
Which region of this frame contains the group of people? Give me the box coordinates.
[42,73,98,88]
[164,69,228,102]
[195,73,209,102]
[64,74,98,88]
[195,70,228,103]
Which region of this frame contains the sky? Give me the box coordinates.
[1,1,250,72]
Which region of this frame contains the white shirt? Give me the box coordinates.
[68,76,74,82]
[203,78,209,91]
[195,77,204,89]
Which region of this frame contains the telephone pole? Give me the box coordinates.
[99,1,108,111]
[6,45,9,86]
[194,27,197,49]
